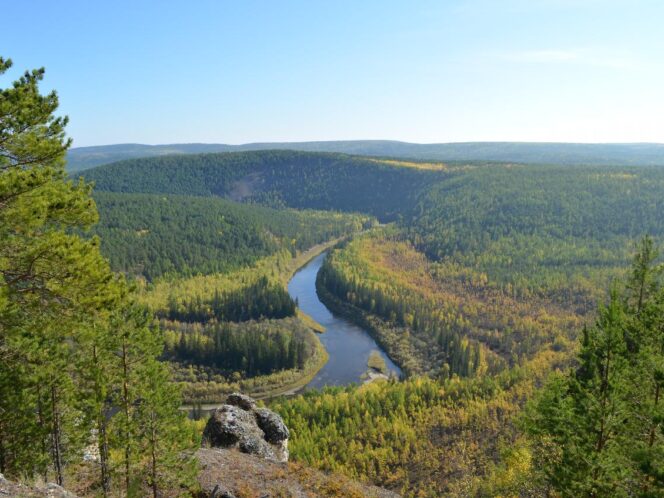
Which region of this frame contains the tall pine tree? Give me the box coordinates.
[0,56,196,495]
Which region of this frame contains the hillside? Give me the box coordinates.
[88,191,372,403]
[92,191,371,280]
[68,140,664,171]
[83,150,439,221]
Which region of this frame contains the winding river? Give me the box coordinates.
[185,250,401,413]
[288,252,402,389]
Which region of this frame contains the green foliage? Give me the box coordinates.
[367,350,388,374]
[0,56,195,496]
[167,317,326,403]
[92,191,372,280]
[82,149,439,221]
[272,363,546,497]
[165,318,312,377]
[319,231,579,377]
[165,275,296,323]
[522,238,664,497]
[0,54,118,484]
[409,165,664,306]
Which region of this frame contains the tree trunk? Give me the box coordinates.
[50,385,64,487]
[122,337,131,494]
[649,383,660,448]
[92,346,111,496]
[36,385,48,482]
[150,409,159,498]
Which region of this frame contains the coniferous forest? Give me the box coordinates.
[4,51,664,498]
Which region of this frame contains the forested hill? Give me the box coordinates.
[68,140,664,171]
[92,191,371,280]
[83,150,440,221]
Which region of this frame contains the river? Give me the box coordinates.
[184,251,401,414]
[288,252,402,389]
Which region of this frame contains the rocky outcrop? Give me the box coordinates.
[198,394,400,497]
[201,393,289,463]
[0,473,78,497]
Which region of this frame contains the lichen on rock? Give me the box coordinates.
[201,393,289,463]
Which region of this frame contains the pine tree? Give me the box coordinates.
[1,56,196,495]
[0,55,122,483]
[109,304,196,496]
[624,237,664,494]
[524,237,664,497]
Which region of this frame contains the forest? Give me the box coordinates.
[79,133,664,496]
[83,149,441,220]
[274,238,664,497]
[409,164,664,306]
[5,52,664,498]
[92,191,371,280]
[82,189,372,401]
[164,318,325,403]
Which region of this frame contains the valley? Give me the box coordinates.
[5,135,664,495]
[80,149,664,495]
[5,7,664,495]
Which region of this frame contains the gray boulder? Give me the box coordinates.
[225,392,256,411]
[255,407,289,443]
[201,393,289,463]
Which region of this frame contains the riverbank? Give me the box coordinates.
[182,231,402,411]
[180,240,344,410]
[278,236,348,333]
[289,253,402,389]
[315,272,407,378]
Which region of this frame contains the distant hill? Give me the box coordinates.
[83,150,438,221]
[67,140,664,171]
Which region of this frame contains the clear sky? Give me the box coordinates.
[3,0,664,147]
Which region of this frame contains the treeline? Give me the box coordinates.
[164,318,324,403]
[92,191,372,280]
[165,319,310,377]
[82,149,440,221]
[164,275,295,323]
[319,247,491,378]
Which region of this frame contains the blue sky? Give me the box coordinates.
[3,0,663,147]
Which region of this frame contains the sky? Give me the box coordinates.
[3,0,664,147]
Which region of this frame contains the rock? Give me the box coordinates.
[43,483,77,497]
[255,407,289,443]
[225,392,256,411]
[209,483,237,498]
[255,407,290,462]
[201,393,289,463]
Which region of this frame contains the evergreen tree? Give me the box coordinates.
[0,56,196,495]
[524,237,664,497]
[0,55,121,483]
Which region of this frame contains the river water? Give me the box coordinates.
[288,252,401,389]
[184,251,402,414]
